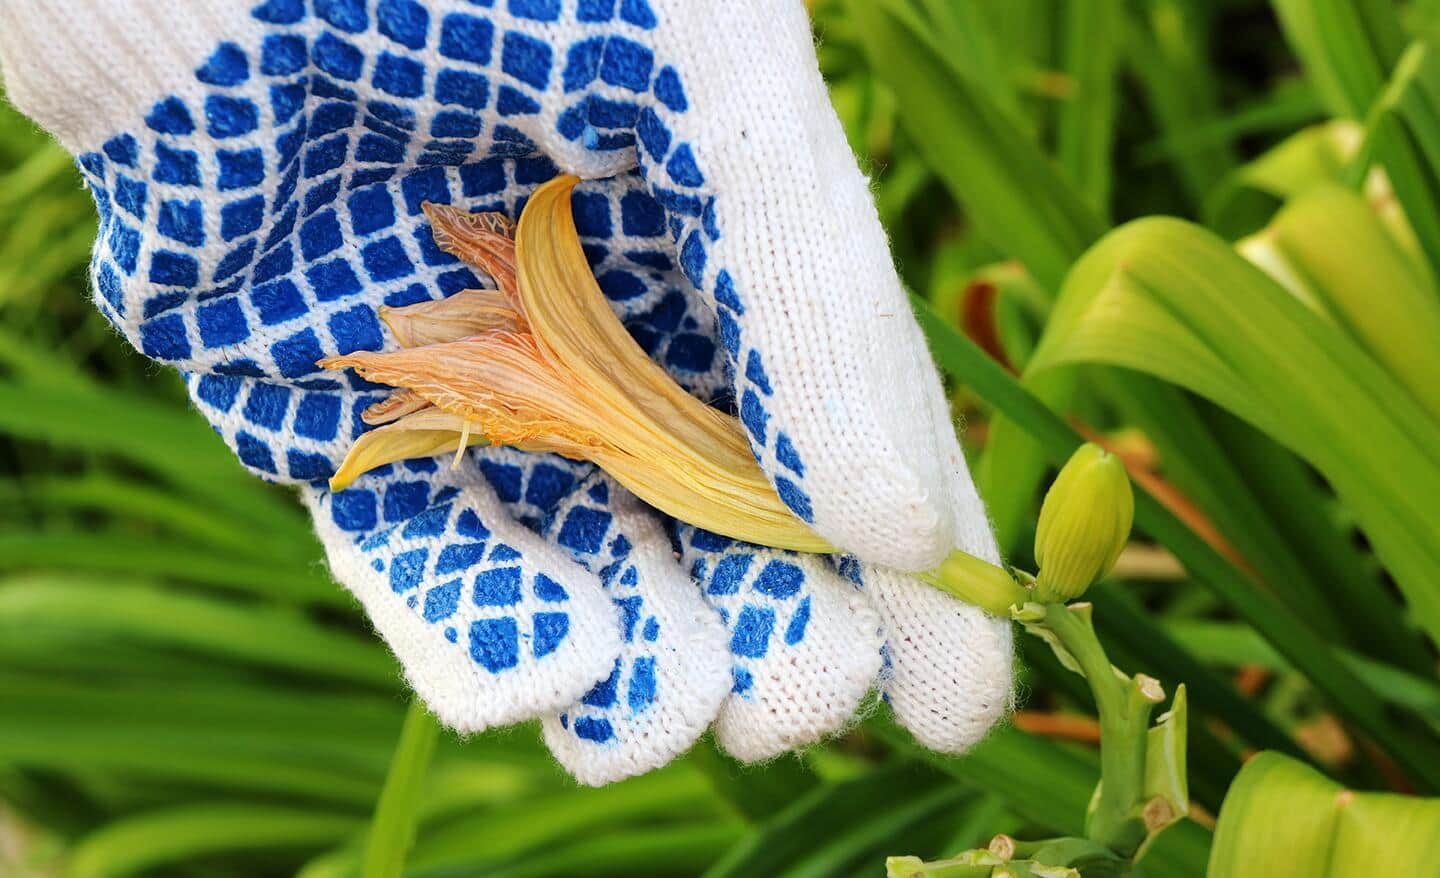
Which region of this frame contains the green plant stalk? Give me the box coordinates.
[364,698,441,878]
[1040,605,1160,858]
[930,560,1175,866]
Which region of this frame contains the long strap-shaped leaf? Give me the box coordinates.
[1273,0,1440,279]
[911,293,1440,792]
[1027,218,1440,652]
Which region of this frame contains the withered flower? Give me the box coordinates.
[321,175,831,553]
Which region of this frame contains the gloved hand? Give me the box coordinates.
[0,0,1012,785]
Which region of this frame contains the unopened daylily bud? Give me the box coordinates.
[926,550,1028,616]
[1033,444,1134,603]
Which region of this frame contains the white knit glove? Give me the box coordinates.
[0,0,1011,784]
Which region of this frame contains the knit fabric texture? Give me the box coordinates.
[0,0,1012,785]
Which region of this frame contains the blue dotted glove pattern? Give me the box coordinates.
[65,0,848,764]
[74,0,810,515]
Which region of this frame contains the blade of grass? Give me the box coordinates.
[1272,0,1405,119]
[0,532,345,607]
[1123,0,1238,205]
[1198,405,1428,673]
[22,473,318,563]
[64,803,362,878]
[0,672,404,764]
[421,825,742,878]
[363,698,441,878]
[1056,0,1121,214]
[702,764,959,878]
[687,737,821,823]
[1164,620,1440,723]
[852,0,1106,293]
[0,381,304,538]
[0,576,391,685]
[407,766,734,873]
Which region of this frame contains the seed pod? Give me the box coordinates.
[1033,443,1134,603]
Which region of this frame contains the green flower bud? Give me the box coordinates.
[1033,443,1134,603]
[926,550,1029,616]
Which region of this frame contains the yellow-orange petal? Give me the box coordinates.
[379,288,525,348]
[515,176,831,552]
[323,178,830,553]
[322,332,610,456]
[362,389,432,426]
[329,407,488,491]
[422,203,520,308]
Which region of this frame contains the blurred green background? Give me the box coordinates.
[4,0,1440,876]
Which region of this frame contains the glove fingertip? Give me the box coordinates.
[302,479,625,735]
[865,566,1015,754]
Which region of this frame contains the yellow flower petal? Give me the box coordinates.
[330,407,488,491]
[379,289,525,349]
[361,389,431,426]
[517,177,829,551]
[322,176,829,553]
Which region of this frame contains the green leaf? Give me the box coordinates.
[1056,0,1121,214]
[0,380,303,538]
[687,737,821,823]
[870,720,1095,838]
[1272,1,1440,276]
[1209,752,1440,876]
[1249,183,1440,422]
[1162,619,1440,722]
[705,764,966,878]
[63,803,362,878]
[1123,1,1238,206]
[912,293,1440,791]
[0,533,345,607]
[851,0,1105,292]
[1271,0,1405,120]
[363,698,442,878]
[0,576,393,686]
[1028,218,1440,654]
[406,766,735,875]
[21,473,318,562]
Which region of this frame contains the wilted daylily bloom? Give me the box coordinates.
[320,175,832,554]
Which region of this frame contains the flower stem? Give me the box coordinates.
[1041,603,1163,858]
[363,697,441,878]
